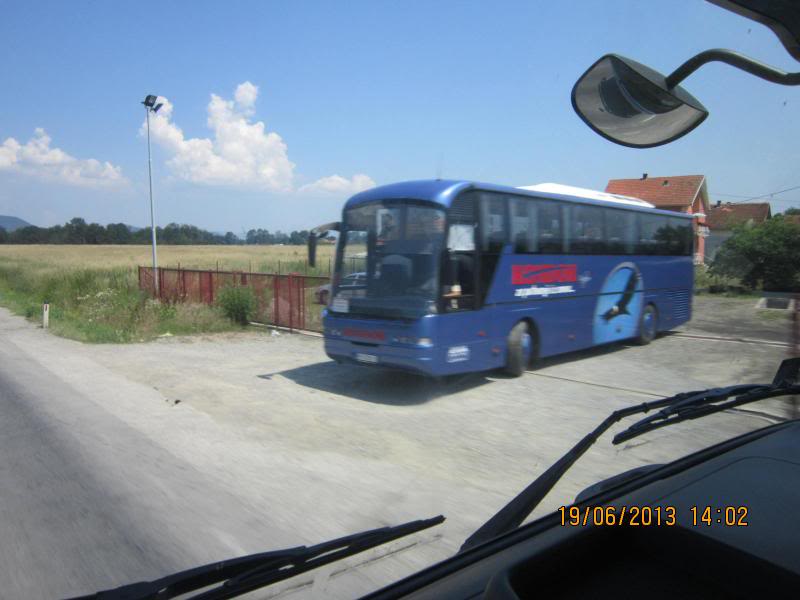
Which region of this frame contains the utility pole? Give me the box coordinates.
[142,94,163,296]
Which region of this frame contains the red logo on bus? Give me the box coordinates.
[512,264,577,285]
[343,328,386,341]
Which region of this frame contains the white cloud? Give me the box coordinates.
[144,82,374,195]
[298,173,376,195]
[234,82,258,113]
[0,128,126,187]
[143,83,295,191]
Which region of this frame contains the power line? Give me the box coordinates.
[712,184,800,204]
[712,191,758,199]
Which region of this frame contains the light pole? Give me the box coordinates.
[142,94,163,296]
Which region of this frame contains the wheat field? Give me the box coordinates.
[0,244,337,274]
[0,244,337,342]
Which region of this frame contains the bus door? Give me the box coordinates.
[438,193,491,371]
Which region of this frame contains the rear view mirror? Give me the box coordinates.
[307,234,318,268]
[571,54,708,148]
[307,222,341,268]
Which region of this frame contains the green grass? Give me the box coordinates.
[756,309,793,322]
[0,261,240,343]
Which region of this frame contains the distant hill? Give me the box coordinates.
[0,215,32,232]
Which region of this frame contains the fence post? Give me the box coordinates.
[288,274,294,332]
[274,276,280,326]
[299,276,305,330]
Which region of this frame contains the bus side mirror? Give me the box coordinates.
[308,234,318,267]
[572,54,708,148]
[307,221,341,268]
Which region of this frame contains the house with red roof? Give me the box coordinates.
[605,174,710,263]
[704,201,772,260]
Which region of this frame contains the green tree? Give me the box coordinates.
[0,226,7,244]
[783,207,800,216]
[106,223,132,244]
[64,217,88,243]
[711,216,800,291]
[10,225,48,243]
[85,222,108,244]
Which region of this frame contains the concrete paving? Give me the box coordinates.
[0,295,795,599]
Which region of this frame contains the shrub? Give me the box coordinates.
[711,217,800,292]
[216,285,256,325]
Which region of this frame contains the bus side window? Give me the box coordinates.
[510,198,538,253]
[480,194,508,253]
[568,205,605,254]
[606,209,636,254]
[638,214,671,255]
[446,194,477,306]
[537,201,564,254]
[669,217,693,256]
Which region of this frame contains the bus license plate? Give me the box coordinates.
[355,353,378,364]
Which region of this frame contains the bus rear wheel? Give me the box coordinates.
[636,304,658,345]
[504,321,534,377]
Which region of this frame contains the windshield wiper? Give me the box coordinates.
[461,358,799,552]
[74,515,444,600]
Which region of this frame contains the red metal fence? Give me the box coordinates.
[138,266,330,332]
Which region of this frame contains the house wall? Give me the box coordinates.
[689,196,706,264]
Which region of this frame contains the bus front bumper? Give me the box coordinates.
[324,338,438,376]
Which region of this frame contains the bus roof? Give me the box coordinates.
[344,179,692,218]
[517,183,655,208]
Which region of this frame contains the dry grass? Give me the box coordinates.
[0,244,336,342]
[0,244,336,274]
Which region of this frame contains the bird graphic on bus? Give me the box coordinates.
[592,262,644,344]
[601,269,640,321]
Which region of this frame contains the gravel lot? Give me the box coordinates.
[75,293,795,595]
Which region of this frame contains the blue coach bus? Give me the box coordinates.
[308,179,694,377]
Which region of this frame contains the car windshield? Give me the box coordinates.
[333,201,446,318]
[1,2,798,600]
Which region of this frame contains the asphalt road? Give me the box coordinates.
[0,321,342,599]
[0,310,446,600]
[0,296,793,599]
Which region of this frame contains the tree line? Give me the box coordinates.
[0,218,311,245]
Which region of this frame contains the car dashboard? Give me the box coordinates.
[367,419,800,599]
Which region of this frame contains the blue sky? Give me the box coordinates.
[1,0,798,233]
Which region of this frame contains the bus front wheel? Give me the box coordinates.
[504,321,534,377]
[636,304,658,345]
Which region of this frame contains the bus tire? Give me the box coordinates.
[504,321,534,377]
[636,304,658,345]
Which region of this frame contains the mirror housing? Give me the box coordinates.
[308,234,318,268]
[307,222,340,268]
[571,54,708,148]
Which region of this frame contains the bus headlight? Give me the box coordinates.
[391,336,432,347]
[328,328,342,337]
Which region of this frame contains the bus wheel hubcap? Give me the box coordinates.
[644,311,655,337]
[521,332,532,363]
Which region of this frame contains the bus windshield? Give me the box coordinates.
[333,201,446,319]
